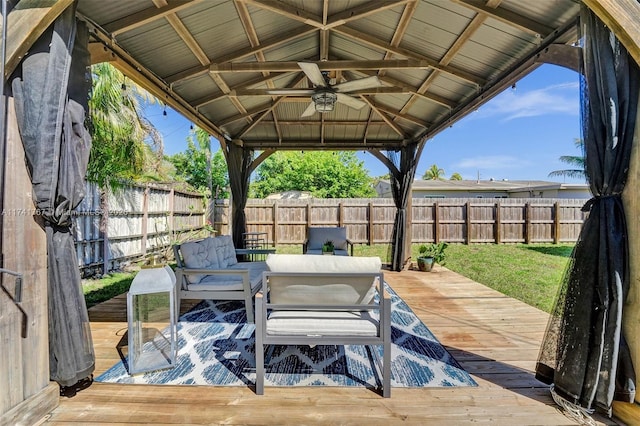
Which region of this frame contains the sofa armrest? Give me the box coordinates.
[346,238,354,256]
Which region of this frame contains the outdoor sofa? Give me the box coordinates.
[255,254,391,397]
[173,235,271,322]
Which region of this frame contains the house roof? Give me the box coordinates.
[75,0,581,153]
[400,179,589,192]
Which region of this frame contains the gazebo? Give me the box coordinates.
[2,0,640,424]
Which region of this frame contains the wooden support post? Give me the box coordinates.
[553,201,560,244]
[495,201,501,244]
[339,202,344,227]
[306,203,312,229]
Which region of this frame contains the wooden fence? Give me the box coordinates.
[73,183,210,276]
[232,197,587,246]
[73,185,588,275]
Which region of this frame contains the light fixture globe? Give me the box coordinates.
[312,89,337,113]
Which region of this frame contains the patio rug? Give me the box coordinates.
[96,283,477,389]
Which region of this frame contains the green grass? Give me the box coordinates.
[82,243,573,313]
[83,272,135,308]
[444,244,573,313]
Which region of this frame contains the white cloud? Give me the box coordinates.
[475,82,579,121]
[454,155,530,170]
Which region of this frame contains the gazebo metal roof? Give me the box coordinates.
[76,0,581,152]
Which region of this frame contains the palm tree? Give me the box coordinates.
[450,172,463,181]
[548,138,585,180]
[423,164,445,180]
[87,63,164,189]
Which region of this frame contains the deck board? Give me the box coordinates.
[45,266,619,425]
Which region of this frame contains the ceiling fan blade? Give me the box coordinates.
[336,93,367,110]
[266,89,316,96]
[298,62,327,87]
[333,76,383,93]
[301,102,318,117]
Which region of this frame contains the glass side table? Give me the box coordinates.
[127,265,177,375]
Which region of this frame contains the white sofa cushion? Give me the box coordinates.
[265,254,381,305]
[180,237,219,284]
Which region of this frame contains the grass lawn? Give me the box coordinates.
[82,243,573,313]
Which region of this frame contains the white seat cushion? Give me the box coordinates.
[266,310,379,336]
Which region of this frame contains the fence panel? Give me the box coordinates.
[74,191,587,275]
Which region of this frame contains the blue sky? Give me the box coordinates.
[145,63,583,183]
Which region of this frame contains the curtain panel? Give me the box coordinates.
[536,6,639,416]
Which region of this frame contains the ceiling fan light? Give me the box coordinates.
[312,90,337,113]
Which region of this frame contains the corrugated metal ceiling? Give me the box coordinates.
[76,0,581,152]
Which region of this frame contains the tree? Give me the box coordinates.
[548,138,586,180]
[87,63,163,189]
[168,127,229,197]
[251,151,375,198]
[450,172,463,181]
[422,164,445,180]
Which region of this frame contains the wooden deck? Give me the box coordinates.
[44,267,619,425]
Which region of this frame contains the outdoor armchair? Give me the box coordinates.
[302,226,354,256]
[255,254,391,397]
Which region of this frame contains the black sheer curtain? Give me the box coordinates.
[10,5,94,387]
[227,143,253,250]
[388,143,421,271]
[536,6,639,417]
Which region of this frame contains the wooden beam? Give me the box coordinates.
[249,149,275,173]
[369,149,400,176]
[165,14,209,66]
[326,1,411,30]
[210,59,455,73]
[104,0,202,36]
[165,26,316,84]
[450,0,554,37]
[3,0,75,79]
[360,97,407,138]
[192,72,288,107]
[332,26,485,85]
[229,86,415,97]
[239,0,323,29]
[241,139,406,150]
[583,0,640,67]
[368,101,429,128]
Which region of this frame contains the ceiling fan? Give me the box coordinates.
[267,62,384,117]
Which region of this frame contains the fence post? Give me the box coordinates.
[434,201,440,243]
[306,202,312,229]
[339,202,344,227]
[168,186,175,242]
[368,202,374,245]
[465,201,471,244]
[272,201,278,245]
[495,200,501,244]
[554,201,560,244]
[141,185,150,259]
[524,202,531,244]
[102,190,109,275]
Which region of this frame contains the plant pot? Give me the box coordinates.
[417,256,434,272]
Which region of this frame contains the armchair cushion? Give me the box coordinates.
[180,237,219,284]
[217,235,238,267]
[266,310,379,336]
[265,254,381,305]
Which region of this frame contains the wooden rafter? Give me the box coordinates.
[359,97,407,138]
[165,26,316,84]
[379,0,417,78]
[192,72,289,108]
[332,26,485,86]
[104,0,202,36]
[450,0,553,36]
[398,0,502,117]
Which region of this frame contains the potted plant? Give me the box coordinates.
[322,239,335,255]
[416,242,448,272]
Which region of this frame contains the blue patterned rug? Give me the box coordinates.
[96,284,477,389]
